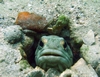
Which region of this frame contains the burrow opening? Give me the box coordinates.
[23,33,82,68]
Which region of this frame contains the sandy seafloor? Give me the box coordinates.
[0,0,100,36]
[0,0,100,77]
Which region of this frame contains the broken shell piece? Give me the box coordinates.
[15,11,48,32]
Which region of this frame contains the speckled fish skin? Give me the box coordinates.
[35,35,73,72]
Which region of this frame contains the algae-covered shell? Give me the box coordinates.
[47,15,70,35]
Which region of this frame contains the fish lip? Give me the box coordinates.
[39,49,63,57]
[41,52,61,56]
[41,54,60,56]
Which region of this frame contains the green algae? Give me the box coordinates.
[80,44,89,53]
[47,15,70,35]
[19,60,31,69]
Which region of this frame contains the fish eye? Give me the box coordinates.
[63,42,67,48]
[39,40,44,47]
[39,38,47,47]
[60,40,67,48]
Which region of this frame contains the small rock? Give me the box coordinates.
[59,69,78,77]
[80,44,100,68]
[19,60,31,69]
[82,30,95,45]
[25,66,44,77]
[71,58,98,77]
[45,68,60,77]
[2,25,23,44]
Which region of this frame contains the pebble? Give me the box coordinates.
[45,68,60,77]
[71,58,98,77]
[80,44,100,68]
[2,25,23,44]
[25,66,44,77]
[82,30,95,45]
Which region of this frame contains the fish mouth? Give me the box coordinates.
[41,52,61,56]
[36,49,68,72]
[40,49,63,57]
